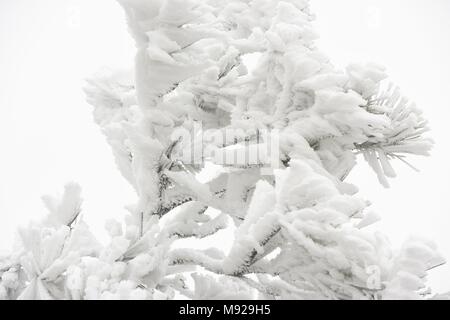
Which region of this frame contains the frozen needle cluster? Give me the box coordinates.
[0,0,446,300]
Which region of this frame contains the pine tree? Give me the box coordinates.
[0,0,447,300]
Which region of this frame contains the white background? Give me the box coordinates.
[0,0,449,294]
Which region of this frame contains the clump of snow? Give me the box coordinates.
[0,0,443,300]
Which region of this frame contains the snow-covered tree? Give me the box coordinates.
[1,0,448,300]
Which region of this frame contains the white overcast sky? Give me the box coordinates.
[0,0,449,293]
